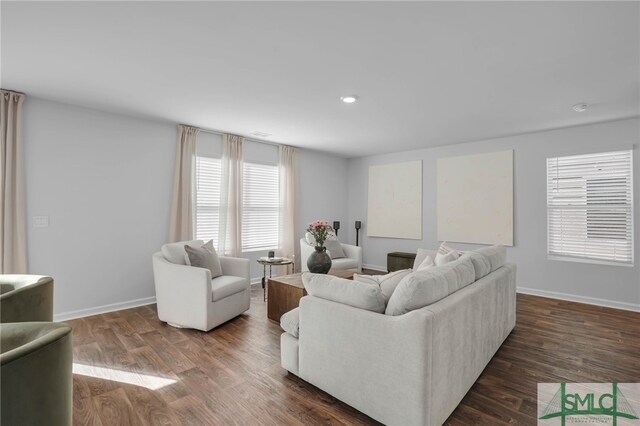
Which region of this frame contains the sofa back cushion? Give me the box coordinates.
[353,269,412,303]
[161,240,203,265]
[466,251,491,280]
[475,245,506,272]
[385,256,475,316]
[302,272,386,313]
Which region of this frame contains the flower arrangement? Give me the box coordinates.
[306,220,334,247]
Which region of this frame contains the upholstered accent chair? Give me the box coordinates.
[1,322,73,426]
[300,238,362,273]
[0,275,54,323]
[152,240,251,332]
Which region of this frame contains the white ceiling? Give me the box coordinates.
[2,1,638,158]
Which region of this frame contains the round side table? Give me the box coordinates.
[257,258,294,301]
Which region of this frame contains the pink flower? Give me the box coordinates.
[306,220,334,246]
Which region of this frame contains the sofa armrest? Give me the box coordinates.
[420,263,517,425]
[152,253,211,322]
[0,276,53,323]
[219,256,250,282]
[299,239,314,272]
[341,243,362,272]
[298,296,433,425]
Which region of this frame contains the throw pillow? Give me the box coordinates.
[280,307,300,338]
[305,232,315,246]
[416,255,435,271]
[385,256,475,316]
[324,238,346,259]
[413,248,438,270]
[302,272,386,313]
[435,241,459,266]
[184,240,223,278]
[353,269,412,303]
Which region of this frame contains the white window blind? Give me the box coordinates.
[547,149,633,266]
[195,156,221,246]
[242,162,279,252]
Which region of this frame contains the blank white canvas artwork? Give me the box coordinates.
[367,161,422,240]
[437,150,513,246]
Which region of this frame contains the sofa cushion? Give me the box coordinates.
[413,248,438,270]
[211,275,247,302]
[466,251,491,280]
[184,240,223,278]
[325,238,346,259]
[416,255,435,271]
[330,258,359,271]
[280,307,300,338]
[385,256,475,316]
[353,269,412,303]
[302,272,386,313]
[435,241,460,266]
[475,244,507,272]
[161,240,203,265]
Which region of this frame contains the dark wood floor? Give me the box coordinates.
[68,288,640,425]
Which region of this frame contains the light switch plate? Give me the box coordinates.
[33,216,50,228]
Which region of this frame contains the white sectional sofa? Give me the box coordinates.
[279,245,516,426]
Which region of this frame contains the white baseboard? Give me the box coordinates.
[54,296,157,322]
[363,263,387,273]
[517,286,640,312]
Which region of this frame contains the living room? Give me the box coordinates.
[1,1,638,425]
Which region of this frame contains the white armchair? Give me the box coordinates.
[152,240,250,332]
[300,238,362,273]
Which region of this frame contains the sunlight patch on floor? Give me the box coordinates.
[72,363,177,390]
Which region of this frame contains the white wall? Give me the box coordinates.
[23,97,349,318]
[298,149,349,256]
[24,97,176,318]
[347,118,640,310]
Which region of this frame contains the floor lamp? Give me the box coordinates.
[355,221,361,246]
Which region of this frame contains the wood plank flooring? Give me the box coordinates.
[68,288,640,425]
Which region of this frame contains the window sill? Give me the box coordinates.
[243,247,278,254]
[547,254,634,268]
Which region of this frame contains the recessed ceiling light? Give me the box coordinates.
[340,95,358,104]
[251,131,271,138]
[572,103,589,112]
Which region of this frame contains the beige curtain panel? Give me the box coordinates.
[278,145,299,271]
[218,134,243,257]
[169,125,199,242]
[0,90,28,274]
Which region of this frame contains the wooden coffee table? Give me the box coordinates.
[267,270,355,322]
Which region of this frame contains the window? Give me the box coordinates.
[547,149,633,266]
[195,157,279,252]
[195,156,221,246]
[242,162,279,252]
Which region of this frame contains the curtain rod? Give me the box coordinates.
[185,125,283,148]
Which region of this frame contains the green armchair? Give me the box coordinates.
[0,275,54,323]
[0,322,73,426]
